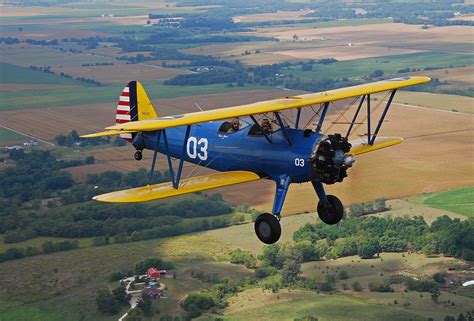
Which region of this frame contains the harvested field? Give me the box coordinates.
[253,23,474,52]
[233,9,315,23]
[411,66,474,90]
[51,63,189,84]
[373,91,474,114]
[274,45,422,61]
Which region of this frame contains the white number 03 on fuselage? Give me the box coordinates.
[81,76,430,244]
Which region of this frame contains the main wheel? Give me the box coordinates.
[254,213,281,244]
[134,150,143,161]
[317,195,344,225]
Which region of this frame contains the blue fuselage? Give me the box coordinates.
[138,118,324,184]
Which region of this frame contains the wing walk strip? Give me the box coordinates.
[93,171,261,203]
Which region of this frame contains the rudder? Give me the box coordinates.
[115,81,157,142]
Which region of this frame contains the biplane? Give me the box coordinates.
[81,76,430,244]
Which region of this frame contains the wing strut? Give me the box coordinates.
[316,102,330,133]
[149,131,162,183]
[275,112,292,146]
[148,125,192,189]
[345,95,366,139]
[370,89,397,145]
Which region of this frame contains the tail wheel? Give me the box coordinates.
[255,213,281,244]
[134,150,143,161]
[317,195,344,225]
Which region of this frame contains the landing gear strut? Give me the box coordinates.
[255,213,281,244]
[317,195,344,224]
[134,150,143,161]
[254,175,290,244]
[312,180,344,225]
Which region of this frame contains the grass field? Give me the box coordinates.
[0,44,115,68]
[0,235,93,252]
[0,62,82,85]
[423,187,474,217]
[0,126,30,144]
[214,289,426,321]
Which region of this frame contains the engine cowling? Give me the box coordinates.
[311,134,355,184]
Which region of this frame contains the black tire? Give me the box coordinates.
[134,150,143,161]
[254,213,281,244]
[317,195,344,225]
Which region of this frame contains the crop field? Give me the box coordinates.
[0,44,115,68]
[51,63,190,84]
[0,62,82,85]
[284,52,474,82]
[253,23,474,49]
[0,126,30,145]
[422,186,474,217]
[276,45,422,61]
[411,66,474,91]
[250,18,394,31]
[372,91,474,114]
[0,82,271,112]
[233,9,315,23]
[0,88,298,141]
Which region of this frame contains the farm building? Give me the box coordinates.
[147,267,160,279]
[142,287,161,299]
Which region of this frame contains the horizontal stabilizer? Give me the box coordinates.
[349,137,403,155]
[93,171,261,203]
[80,130,136,138]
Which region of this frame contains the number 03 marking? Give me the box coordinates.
[294,158,305,167]
[187,137,208,161]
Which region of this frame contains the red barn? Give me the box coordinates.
[147,267,160,279]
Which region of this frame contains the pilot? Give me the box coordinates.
[261,118,272,134]
[228,117,240,133]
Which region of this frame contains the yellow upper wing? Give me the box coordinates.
[93,171,261,203]
[82,76,430,137]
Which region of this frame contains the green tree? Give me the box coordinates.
[96,289,119,314]
[357,238,379,259]
[351,281,362,292]
[281,260,301,285]
[181,293,215,318]
[338,270,349,280]
[291,242,319,262]
[259,244,285,268]
[113,286,130,305]
[125,308,142,321]
[137,294,152,315]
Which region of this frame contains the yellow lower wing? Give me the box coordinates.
[93,171,261,203]
[349,137,403,155]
